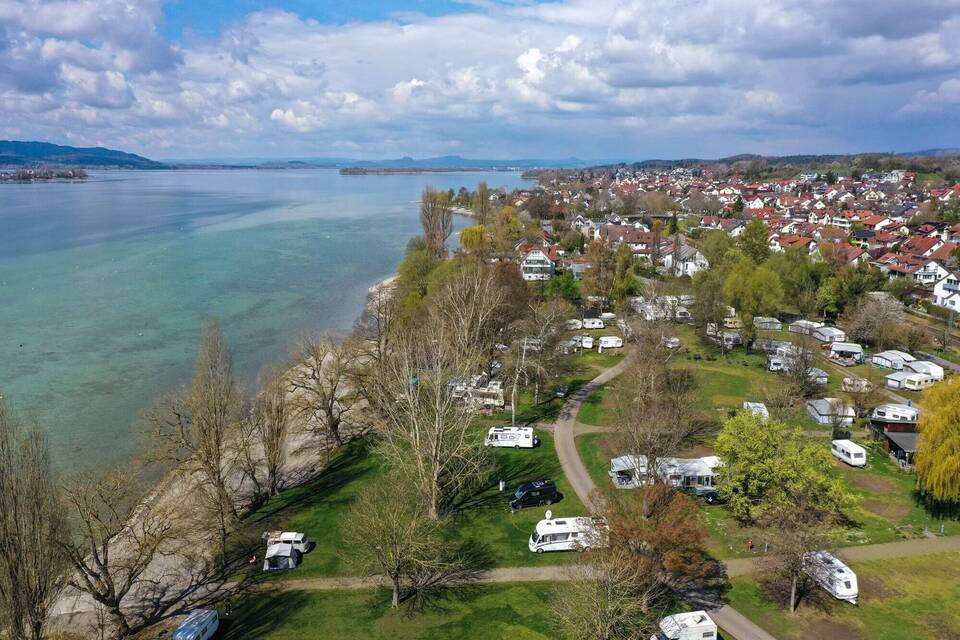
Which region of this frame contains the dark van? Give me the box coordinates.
[509,479,559,511]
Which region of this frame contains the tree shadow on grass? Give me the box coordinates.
[449,448,564,513]
[218,589,314,639]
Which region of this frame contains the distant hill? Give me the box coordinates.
[900,148,960,158]
[0,140,167,169]
[337,155,592,169]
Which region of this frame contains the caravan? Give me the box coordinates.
[831,439,867,468]
[651,611,717,640]
[485,426,539,449]
[598,336,623,349]
[804,550,859,604]
[528,515,608,553]
[583,318,605,329]
[173,610,219,640]
[565,319,583,330]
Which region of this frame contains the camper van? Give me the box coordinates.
[804,550,858,604]
[508,479,558,510]
[485,426,538,449]
[583,318,605,329]
[831,439,867,468]
[580,336,594,349]
[264,531,311,554]
[598,336,623,349]
[651,611,717,640]
[528,515,608,553]
[173,610,219,640]
[565,319,583,330]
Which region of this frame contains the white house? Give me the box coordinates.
[871,350,916,371]
[663,243,710,277]
[806,397,855,426]
[932,270,960,311]
[519,248,556,281]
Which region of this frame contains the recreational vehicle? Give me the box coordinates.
[580,336,594,349]
[565,319,583,330]
[264,531,310,554]
[871,404,918,425]
[788,319,824,335]
[528,515,608,553]
[583,318,605,329]
[609,455,647,488]
[598,336,623,349]
[609,455,719,490]
[885,371,934,391]
[904,360,945,381]
[485,426,538,449]
[804,550,858,604]
[743,402,770,421]
[173,610,219,640]
[811,326,846,343]
[508,479,558,510]
[831,439,867,468]
[829,342,864,366]
[262,543,300,572]
[806,398,855,426]
[651,611,718,640]
[871,350,915,371]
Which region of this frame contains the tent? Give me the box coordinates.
[263,543,300,572]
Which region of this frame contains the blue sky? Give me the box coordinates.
[1,0,959,160]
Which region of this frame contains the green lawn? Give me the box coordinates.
[222,582,556,639]
[575,432,613,488]
[239,431,587,581]
[728,554,960,640]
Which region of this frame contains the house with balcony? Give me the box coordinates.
[933,270,960,311]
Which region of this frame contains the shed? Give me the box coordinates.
[812,326,847,343]
[884,431,918,465]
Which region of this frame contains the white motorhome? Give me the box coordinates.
[264,531,310,554]
[528,515,608,553]
[173,610,219,640]
[804,550,858,604]
[583,318,605,329]
[831,439,867,468]
[871,350,915,371]
[485,426,538,449]
[566,319,583,330]
[651,611,717,640]
[598,336,623,349]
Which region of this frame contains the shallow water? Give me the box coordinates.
[0,168,528,465]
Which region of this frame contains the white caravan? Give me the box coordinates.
[598,336,624,349]
[871,404,918,424]
[528,515,608,553]
[651,611,717,640]
[173,610,219,640]
[580,336,594,349]
[583,318,605,329]
[264,531,310,554]
[804,550,858,604]
[831,439,867,468]
[565,319,583,330]
[485,426,538,449]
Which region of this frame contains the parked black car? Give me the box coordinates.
[683,485,724,505]
[508,479,559,511]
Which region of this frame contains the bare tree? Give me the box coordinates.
[759,500,832,614]
[425,262,506,363]
[340,476,480,608]
[240,364,291,504]
[353,280,397,367]
[289,334,361,450]
[844,294,903,350]
[783,337,821,399]
[0,400,66,640]
[370,324,491,519]
[60,469,177,640]
[146,320,243,564]
[420,187,453,258]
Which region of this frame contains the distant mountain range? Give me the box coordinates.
[0,140,167,169]
[174,154,596,169]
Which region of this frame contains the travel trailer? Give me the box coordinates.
[804,550,859,604]
[904,360,945,381]
[583,318,605,329]
[831,439,867,468]
[264,531,310,554]
[528,515,608,553]
[485,426,538,449]
[651,611,717,640]
[871,403,918,425]
[609,455,719,490]
[885,371,934,391]
[580,336,594,349]
[598,336,623,349]
[600,312,616,321]
[173,610,219,640]
[262,543,300,572]
[871,350,915,370]
[565,319,583,330]
[743,402,769,421]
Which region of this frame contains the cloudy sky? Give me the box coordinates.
[2,0,959,160]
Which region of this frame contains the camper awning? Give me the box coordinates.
[830,342,863,354]
[610,455,647,473]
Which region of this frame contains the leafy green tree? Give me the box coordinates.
[545,271,580,302]
[815,277,840,316]
[915,376,960,503]
[701,230,734,268]
[691,269,729,332]
[737,219,770,263]
[723,257,784,324]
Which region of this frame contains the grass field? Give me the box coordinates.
[239,431,587,581]
[221,582,556,639]
[727,554,960,640]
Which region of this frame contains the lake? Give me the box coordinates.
[0,168,529,465]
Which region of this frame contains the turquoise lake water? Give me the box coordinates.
[0,169,528,465]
